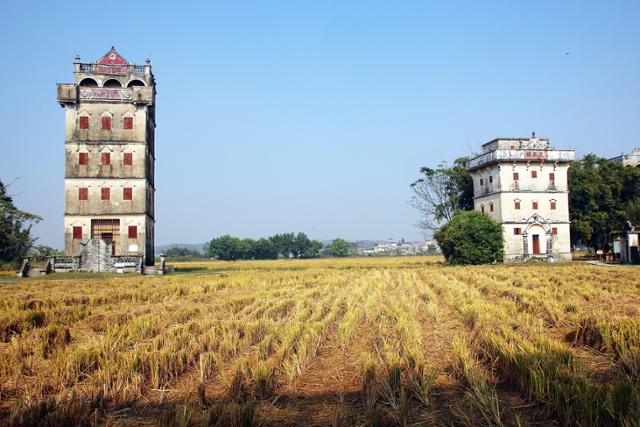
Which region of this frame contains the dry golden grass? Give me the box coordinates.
[0,257,639,426]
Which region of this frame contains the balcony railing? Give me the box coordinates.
[468,149,575,170]
[76,63,149,75]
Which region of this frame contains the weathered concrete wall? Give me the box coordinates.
[64,178,151,216]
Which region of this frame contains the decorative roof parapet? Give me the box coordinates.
[467,149,575,171]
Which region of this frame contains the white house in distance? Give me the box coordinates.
[467,134,575,262]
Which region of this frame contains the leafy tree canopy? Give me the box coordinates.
[569,155,640,250]
[327,238,351,257]
[434,210,503,265]
[0,179,42,265]
[208,232,324,260]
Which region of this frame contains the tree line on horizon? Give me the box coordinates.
[207,233,351,260]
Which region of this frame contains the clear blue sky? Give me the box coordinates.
[1,1,639,248]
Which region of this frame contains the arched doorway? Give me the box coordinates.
[528,225,547,255]
[522,214,553,261]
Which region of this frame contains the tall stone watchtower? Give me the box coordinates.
[467,135,575,262]
[57,48,156,266]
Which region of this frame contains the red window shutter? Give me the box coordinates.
[531,170,537,178]
[514,228,521,235]
[123,187,132,200]
[552,227,558,235]
[549,173,555,181]
[124,117,133,129]
[128,226,138,239]
[101,187,110,200]
[102,116,111,130]
[123,152,133,166]
[515,200,520,210]
[79,188,88,200]
[480,178,484,186]
[79,152,89,165]
[513,172,519,180]
[73,226,83,239]
[532,201,538,209]
[550,201,557,210]
[79,116,89,129]
[102,152,110,166]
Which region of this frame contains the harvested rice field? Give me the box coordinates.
[1,257,639,426]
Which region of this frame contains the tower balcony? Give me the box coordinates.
[74,62,150,76]
[467,149,575,171]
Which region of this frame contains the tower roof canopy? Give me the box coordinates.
[97,47,129,65]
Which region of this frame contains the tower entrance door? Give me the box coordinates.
[532,234,540,255]
[91,219,119,255]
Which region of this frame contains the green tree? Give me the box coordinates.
[253,238,278,259]
[568,155,640,251]
[327,238,351,257]
[0,179,42,266]
[238,238,256,260]
[434,210,503,265]
[410,157,473,232]
[208,235,243,260]
[300,239,323,258]
[269,233,296,258]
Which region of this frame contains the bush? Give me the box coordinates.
[434,210,503,265]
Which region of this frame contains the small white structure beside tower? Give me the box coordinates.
[467,135,575,262]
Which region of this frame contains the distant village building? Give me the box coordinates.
[467,135,575,262]
[57,48,156,270]
[609,148,640,168]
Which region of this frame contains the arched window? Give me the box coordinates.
[78,78,98,87]
[550,199,557,210]
[489,202,494,212]
[127,79,145,87]
[514,199,521,210]
[480,204,485,213]
[103,79,122,88]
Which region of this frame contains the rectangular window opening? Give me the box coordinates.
[128,225,138,239]
[79,152,88,165]
[101,187,110,201]
[73,226,83,240]
[124,117,133,129]
[123,187,132,201]
[514,228,521,235]
[79,116,89,129]
[79,188,88,200]
[101,152,110,166]
[101,116,111,130]
[552,227,558,235]
[123,152,133,166]
[531,170,538,178]
[532,201,539,210]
